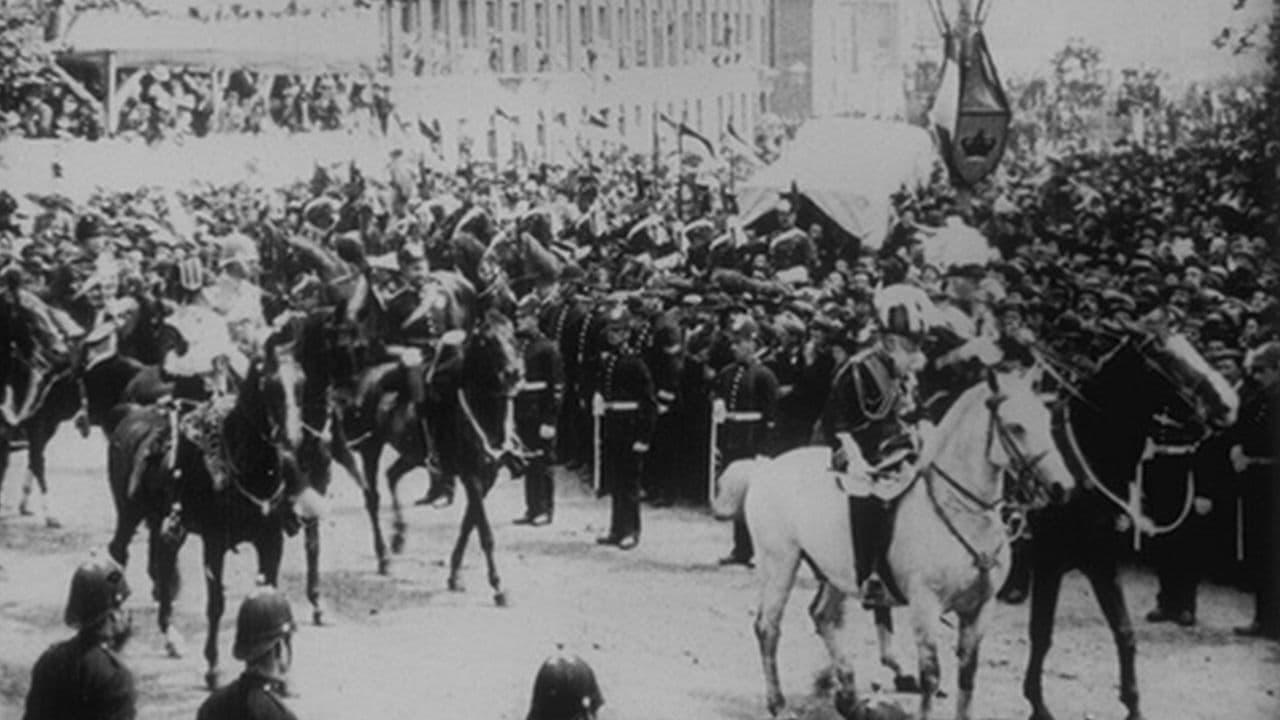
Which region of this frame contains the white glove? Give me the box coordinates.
[1230,444,1248,473]
[632,441,650,454]
[539,424,556,440]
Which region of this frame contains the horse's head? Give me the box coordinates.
[1116,318,1239,434]
[254,326,330,520]
[463,308,523,397]
[977,369,1076,509]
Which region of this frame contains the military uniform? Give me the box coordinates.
[714,354,780,563]
[595,341,657,546]
[515,324,564,522]
[196,672,298,720]
[24,635,136,720]
[819,347,917,604]
[631,305,684,504]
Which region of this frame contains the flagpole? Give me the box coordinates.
[677,110,687,222]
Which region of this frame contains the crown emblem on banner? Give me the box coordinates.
[960,129,997,158]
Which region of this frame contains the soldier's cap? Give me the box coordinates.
[515,293,541,318]
[1101,290,1136,314]
[726,313,760,341]
[1205,346,1244,366]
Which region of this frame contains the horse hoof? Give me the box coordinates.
[205,669,221,691]
[494,591,509,607]
[1028,708,1056,720]
[18,504,34,516]
[163,630,186,659]
[312,603,326,626]
[44,516,62,529]
[390,533,405,555]
[766,694,786,717]
[894,674,920,693]
[377,557,391,576]
[447,577,464,593]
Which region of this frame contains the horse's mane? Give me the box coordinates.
[917,372,1035,471]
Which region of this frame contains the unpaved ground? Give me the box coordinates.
[1,427,1277,720]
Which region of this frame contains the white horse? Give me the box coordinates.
[714,370,1076,720]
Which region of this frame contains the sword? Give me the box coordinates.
[591,392,604,495]
[709,398,726,506]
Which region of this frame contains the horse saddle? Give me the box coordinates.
[177,395,237,493]
[833,465,914,503]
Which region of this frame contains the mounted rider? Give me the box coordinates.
[818,282,935,608]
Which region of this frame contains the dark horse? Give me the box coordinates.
[0,293,165,525]
[106,323,323,688]
[1024,321,1238,720]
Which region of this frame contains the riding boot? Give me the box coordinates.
[850,495,892,608]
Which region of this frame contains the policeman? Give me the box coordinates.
[594,303,656,550]
[513,294,565,526]
[714,312,779,566]
[24,556,137,720]
[629,293,684,507]
[818,289,931,608]
[525,653,604,720]
[196,587,299,720]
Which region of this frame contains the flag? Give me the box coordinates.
[927,26,1012,186]
[658,113,716,158]
[417,117,441,143]
[586,107,611,129]
[494,106,518,125]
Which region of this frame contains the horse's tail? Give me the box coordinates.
[107,404,168,504]
[710,458,761,521]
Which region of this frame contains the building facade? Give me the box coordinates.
[768,0,918,122]
[382,0,772,164]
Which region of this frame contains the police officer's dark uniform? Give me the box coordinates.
[630,297,684,506]
[1231,354,1279,638]
[197,588,299,720]
[594,304,656,549]
[714,314,779,565]
[514,295,565,525]
[24,557,137,720]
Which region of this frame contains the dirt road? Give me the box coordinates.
[1,428,1276,719]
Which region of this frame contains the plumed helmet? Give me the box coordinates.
[526,654,604,720]
[849,695,911,720]
[65,555,130,629]
[301,196,341,233]
[232,587,295,661]
[874,283,935,339]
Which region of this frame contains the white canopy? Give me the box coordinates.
[736,118,939,249]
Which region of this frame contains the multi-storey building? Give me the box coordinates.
[768,0,919,122]
[381,0,772,164]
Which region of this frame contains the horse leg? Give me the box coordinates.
[303,518,326,625]
[754,547,801,717]
[0,430,10,507]
[808,583,858,717]
[22,424,58,527]
[469,473,507,606]
[954,605,992,720]
[1085,564,1143,720]
[108,502,143,567]
[873,608,919,692]
[201,540,228,690]
[909,594,946,720]
[447,493,478,593]
[386,454,417,555]
[147,521,186,658]
[359,441,391,573]
[1023,561,1065,720]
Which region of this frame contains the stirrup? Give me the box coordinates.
[860,575,891,608]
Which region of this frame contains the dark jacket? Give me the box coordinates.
[24,635,136,720]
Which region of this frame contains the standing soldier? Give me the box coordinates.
[24,556,137,720]
[196,587,299,720]
[714,312,780,566]
[630,293,685,507]
[514,294,565,526]
[594,303,656,550]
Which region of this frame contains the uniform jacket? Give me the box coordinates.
[819,348,914,465]
[24,635,136,720]
[714,357,780,461]
[196,672,298,720]
[595,349,657,449]
[515,330,565,443]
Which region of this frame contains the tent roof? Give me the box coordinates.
[58,10,382,73]
[736,117,938,248]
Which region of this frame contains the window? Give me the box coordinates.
[710,11,718,47]
[431,0,444,34]
[535,3,546,43]
[486,1,497,31]
[682,10,690,50]
[460,0,473,46]
[511,2,521,32]
[635,6,645,65]
[652,10,663,66]
[598,6,609,40]
[580,5,589,44]
[401,1,415,33]
[555,3,564,44]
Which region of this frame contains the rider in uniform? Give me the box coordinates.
[513,294,565,526]
[381,242,461,505]
[196,587,299,720]
[594,303,656,550]
[714,312,780,567]
[24,556,137,720]
[818,286,932,608]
